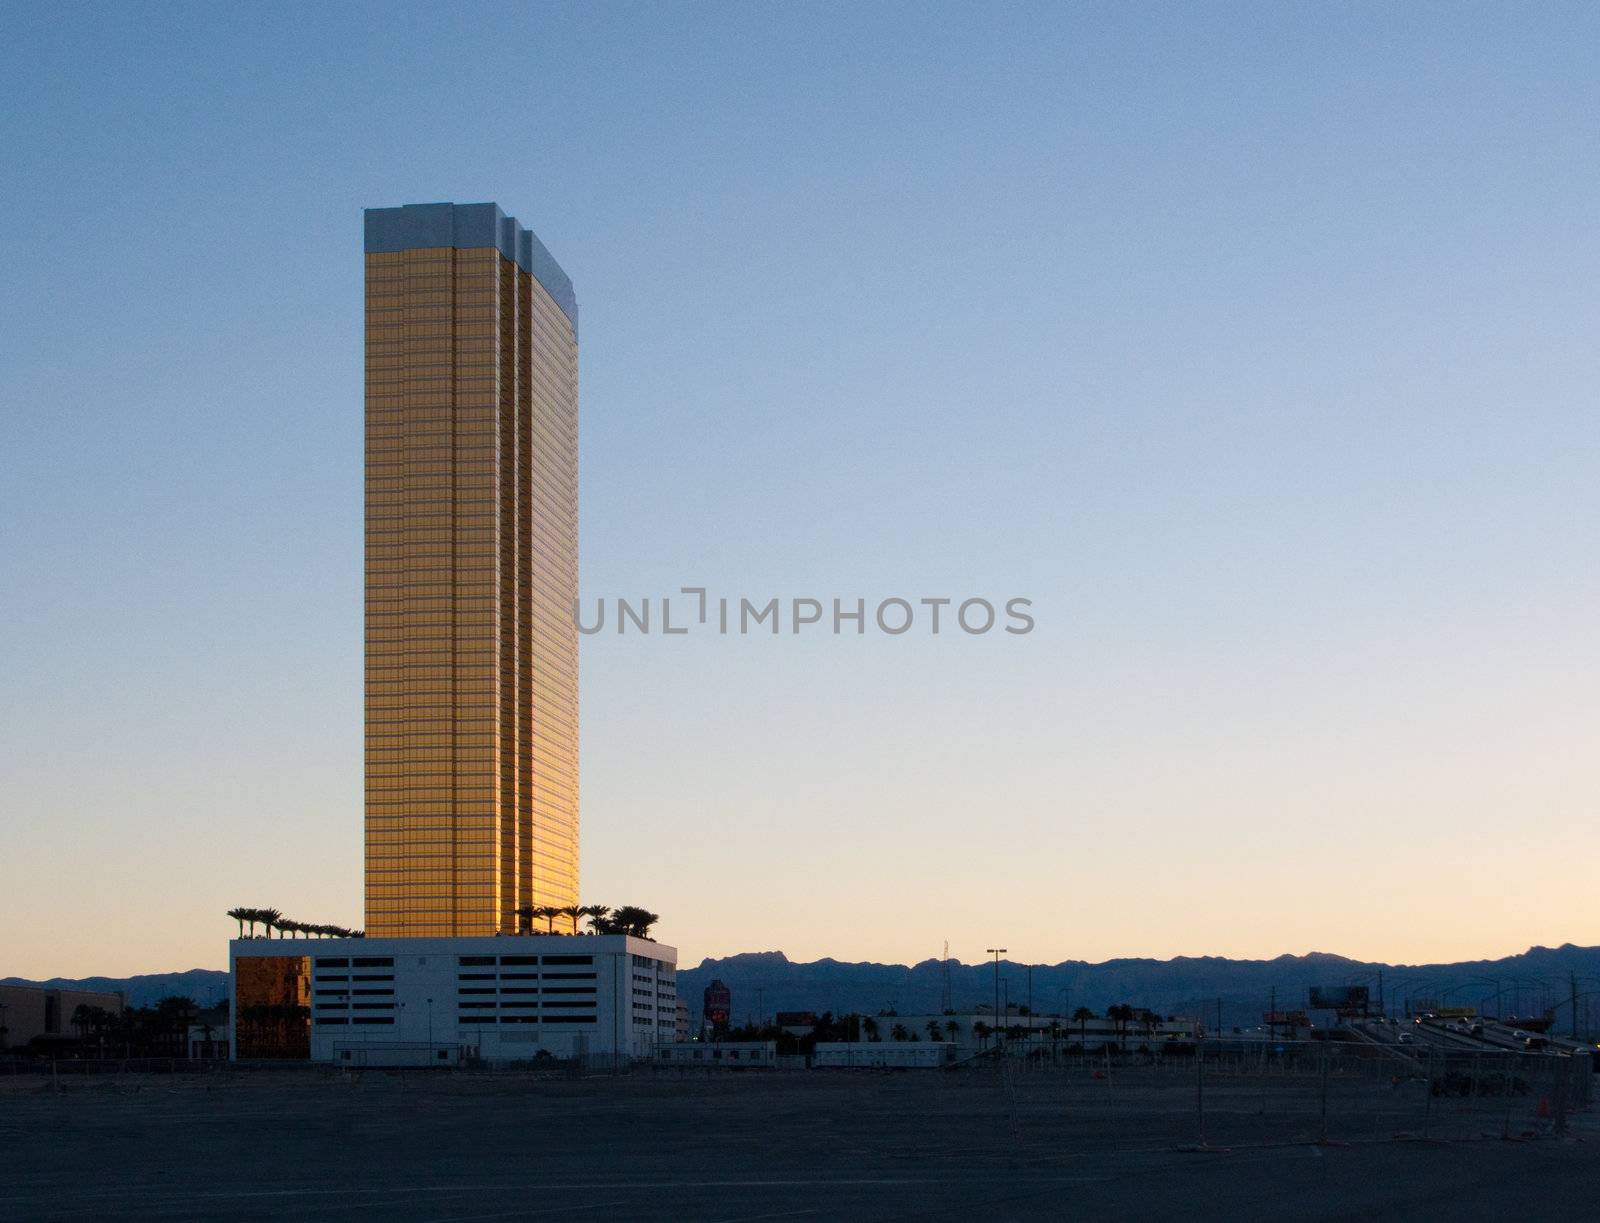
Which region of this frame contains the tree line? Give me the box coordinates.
[226,908,362,939]
[225,904,659,939]
[515,904,659,939]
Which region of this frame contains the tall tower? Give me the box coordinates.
[363,202,579,937]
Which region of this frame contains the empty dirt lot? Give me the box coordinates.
[2,1065,1596,1220]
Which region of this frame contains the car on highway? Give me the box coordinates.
[1525,1036,1549,1051]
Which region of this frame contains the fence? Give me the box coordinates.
[986,1038,1591,1153]
[3,1057,211,1078]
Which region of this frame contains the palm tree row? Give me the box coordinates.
[225,902,652,941]
[226,907,364,940]
[513,903,660,940]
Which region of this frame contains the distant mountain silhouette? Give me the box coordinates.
[676,944,1600,1030]
[1,969,229,1009]
[8,944,1597,1028]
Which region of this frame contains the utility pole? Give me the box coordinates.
[986,948,1006,1035]
[1027,965,1033,1018]
[1269,986,1276,1039]
[941,940,952,1015]
[1572,973,1580,1041]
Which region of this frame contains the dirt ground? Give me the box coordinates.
[1,1065,1595,1220]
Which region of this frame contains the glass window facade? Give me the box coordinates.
[364,222,578,937]
[235,955,311,1058]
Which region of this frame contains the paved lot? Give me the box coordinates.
[1,1067,1595,1220]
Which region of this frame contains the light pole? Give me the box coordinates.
[986,949,1006,1041]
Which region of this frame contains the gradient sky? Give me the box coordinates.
[2,3,1597,979]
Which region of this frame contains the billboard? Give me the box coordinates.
[1309,985,1370,1014]
[703,978,732,1027]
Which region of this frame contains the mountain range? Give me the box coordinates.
[7,944,1598,1028]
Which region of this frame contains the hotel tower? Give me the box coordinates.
[363,202,579,937]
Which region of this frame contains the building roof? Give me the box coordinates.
[363,202,578,334]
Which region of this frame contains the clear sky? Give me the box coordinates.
[2,3,1596,979]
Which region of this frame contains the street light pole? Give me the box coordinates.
[986,948,1006,1039]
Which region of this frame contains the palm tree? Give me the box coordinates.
[1106,1003,1134,1045]
[559,904,582,935]
[944,1019,959,1042]
[515,905,536,935]
[227,907,251,938]
[579,904,609,935]
[537,905,561,934]
[610,906,660,939]
[973,1020,992,1049]
[260,908,283,939]
[861,1016,880,1042]
[1073,1006,1093,1044]
[584,905,615,934]
[926,1019,943,1041]
[891,1022,909,1042]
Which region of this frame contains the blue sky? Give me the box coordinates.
[2,2,1597,977]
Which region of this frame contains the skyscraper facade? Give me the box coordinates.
[363,202,579,937]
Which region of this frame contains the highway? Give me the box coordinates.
[1345,1015,1594,1062]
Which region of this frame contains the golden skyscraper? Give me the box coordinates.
[363,203,578,936]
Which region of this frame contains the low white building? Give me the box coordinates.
[814,1042,954,1069]
[230,934,676,1067]
[657,1040,777,1067]
[882,1013,1199,1058]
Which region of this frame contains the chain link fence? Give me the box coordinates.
[986,1038,1591,1154]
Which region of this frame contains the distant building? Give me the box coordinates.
[703,979,731,1031]
[675,998,690,1042]
[868,1013,1199,1057]
[186,1004,231,1060]
[776,1011,818,1034]
[0,984,124,1051]
[813,1042,955,1069]
[231,934,676,1066]
[658,1041,776,1068]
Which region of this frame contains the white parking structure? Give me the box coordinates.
[230,935,677,1066]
